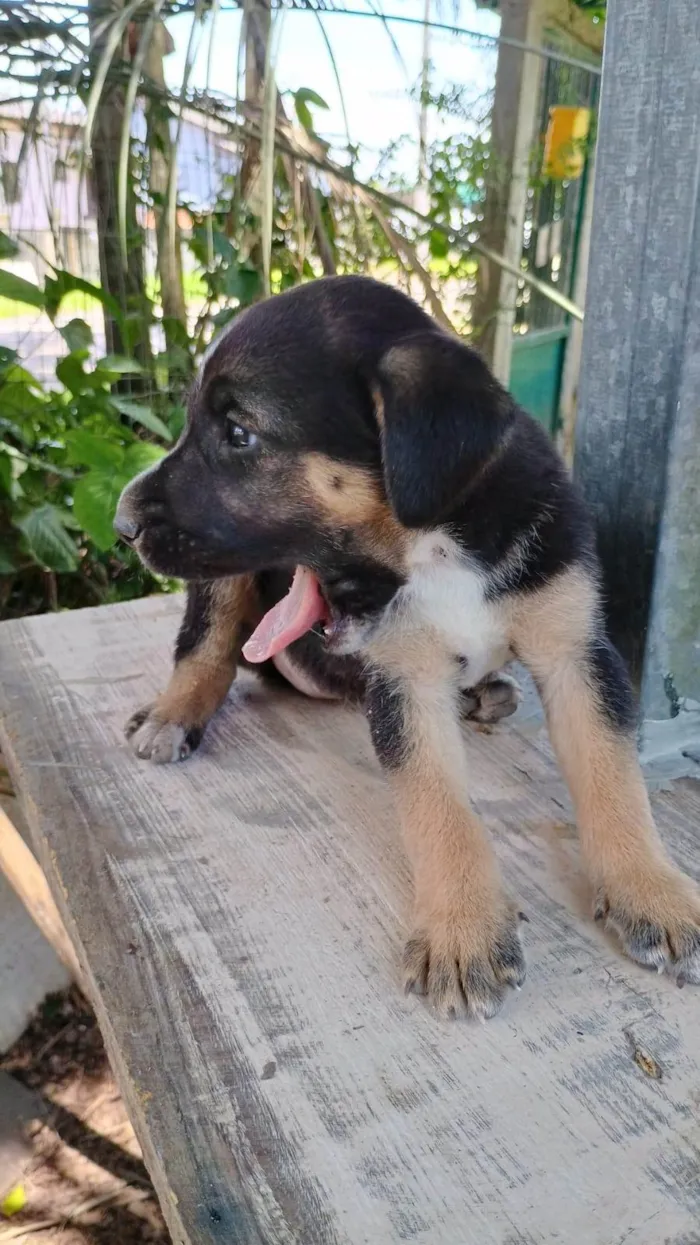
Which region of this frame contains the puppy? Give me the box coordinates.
[115,275,700,1018]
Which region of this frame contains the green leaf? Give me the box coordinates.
[72,438,164,551]
[73,470,125,551]
[296,87,329,109]
[220,264,261,305]
[210,306,238,330]
[295,99,313,132]
[2,442,73,483]
[56,351,90,396]
[160,316,191,350]
[60,318,94,353]
[292,87,328,123]
[429,229,449,259]
[156,344,191,377]
[111,398,173,441]
[2,362,44,392]
[0,232,19,260]
[293,88,329,133]
[57,508,82,531]
[0,345,18,375]
[44,271,123,324]
[97,354,144,375]
[167,403,187,438]
[0,415,31,445]
[189,223,235,269]
[64,429,125,471]
[0,544,16,574]
[0,451,12,495]
[17,504,79,572]
[124,441,165,474]
[0,364,45,421]
[0,268,46,310]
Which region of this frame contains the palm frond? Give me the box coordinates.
[165,0,205,296]
[204,0,221,97]
[83,0,145,156]
[259,8,285,295]
[117,0,166,267]
[368,202,455,330]
[366,0,409,85]
[313,12,352,151]
[14,66,54,201]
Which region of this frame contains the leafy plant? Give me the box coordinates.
[0,252,180,618]
[0,46,501,619]
[1,0,598,623]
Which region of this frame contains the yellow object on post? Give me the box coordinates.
[542,106,591,180]
[1,1184,27,1217]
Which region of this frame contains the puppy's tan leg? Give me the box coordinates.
[366,667,525,1019]
[126,576,258,763]
[513,567,700,982]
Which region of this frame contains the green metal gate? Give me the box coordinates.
[509,55,599,434]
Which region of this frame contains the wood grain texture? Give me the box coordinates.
[573,0,700,689]
[0,594,699,1245]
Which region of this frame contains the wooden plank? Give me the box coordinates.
[0,595,699,1245]
[573,0,700,692]
[639,164,700,723]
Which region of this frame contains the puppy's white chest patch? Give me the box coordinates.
[403,535,510,684]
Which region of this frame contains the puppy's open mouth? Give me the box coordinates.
[242,567,335,663]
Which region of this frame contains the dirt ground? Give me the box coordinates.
[0,987,170,1245]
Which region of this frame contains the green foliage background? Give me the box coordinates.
[0,236,183,617]
[0,2,601,620]
[0,87,493,619]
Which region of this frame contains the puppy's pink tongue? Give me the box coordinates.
[243,566,326,663]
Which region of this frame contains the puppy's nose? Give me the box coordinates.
[114,511,142,543]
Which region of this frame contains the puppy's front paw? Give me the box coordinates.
[403,890,526,1020]
[125,705,203,764]
[595,865,700,985]
[461,671,521,724]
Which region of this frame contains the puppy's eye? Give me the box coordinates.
[226,420,258,450]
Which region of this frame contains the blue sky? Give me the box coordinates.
[165,2,500,178]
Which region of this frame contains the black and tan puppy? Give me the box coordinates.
[115,275,700,1019]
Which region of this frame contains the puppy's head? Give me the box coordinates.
[115,275,513,594]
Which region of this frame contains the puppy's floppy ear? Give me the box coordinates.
[375,330,514,528]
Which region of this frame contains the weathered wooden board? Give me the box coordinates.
[0,595,699,1245]
[574,0,700,705]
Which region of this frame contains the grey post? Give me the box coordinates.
[573,0,700,750]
